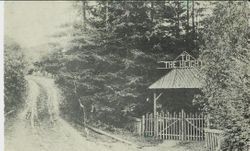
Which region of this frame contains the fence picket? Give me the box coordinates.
[165,113,167,139]
[152,113,154,136]
[162,112,164,139]
[198,113,201,141]
[156,112,158,138]
[163,113,167,139]
[148,114,151,136]
[198,113,200,141]
[159,112,161,139]
[171,112,174,140]
[151,113,153,136]
[190,113,193,140]
[178,112,181,140]
[145,113,148,136]
[193,113,195,141]
[183,110,186,141]
[187,113,189,141]
[148,113,150,136]
[147,114,149,136]
[176,112,178,140]
[189,113,192,141]
[161,112,164,139]
[201,113,204,141]
[195,113,197,141]
[208,133,210,150]
[158,112,160,139]
[169,113,171,140]
[168,112,170,140]
[173,112,176,140]
[211,133,214,150]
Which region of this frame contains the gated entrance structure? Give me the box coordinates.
[142,51,205,141]
[142,110,205,141]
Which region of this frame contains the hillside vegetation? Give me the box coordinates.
[4,38,27,113]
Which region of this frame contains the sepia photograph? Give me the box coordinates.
[2,1,250,151]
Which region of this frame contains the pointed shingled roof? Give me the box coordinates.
[149,68,203,89]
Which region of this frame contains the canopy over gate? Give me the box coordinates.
[149,68,202,89]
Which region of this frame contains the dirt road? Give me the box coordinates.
[5,76,203,151]
[4,76,139,151]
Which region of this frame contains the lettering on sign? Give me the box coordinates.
[157,51,202,69]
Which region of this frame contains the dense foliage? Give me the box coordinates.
[4,38,27,113]
[36,1,207,127]
[198,1,249,150]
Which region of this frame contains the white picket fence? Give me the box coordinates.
[141,110,205,141]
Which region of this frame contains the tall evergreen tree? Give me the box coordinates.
[37,1,206,127]
[199,1,249,150]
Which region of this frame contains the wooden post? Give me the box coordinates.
[207,114,210,128]
[153,92,162,139]
[142,115,145,136]
[153,93,157,121]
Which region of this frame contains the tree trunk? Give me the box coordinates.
[186,0,190,50]
[191,0,195,36]
[125,1,128,23]
[176,0,180,38]
[105,1,109,31]
[151,2,154,22]
[82,1,86,30]
[186,0,189,34]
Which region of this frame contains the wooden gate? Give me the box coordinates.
[142,110,205,141]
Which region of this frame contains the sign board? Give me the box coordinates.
[157,51,202,69]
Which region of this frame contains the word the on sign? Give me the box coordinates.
[157,51,202,69]
[158,60,202,69]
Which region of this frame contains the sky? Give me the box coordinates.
[4,1,212,49]
[4,1,213,61]
[5,1,76,48]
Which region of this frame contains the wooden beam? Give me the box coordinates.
[153,92,163,139]
[155,92,163,101]
[153,93,157,114]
